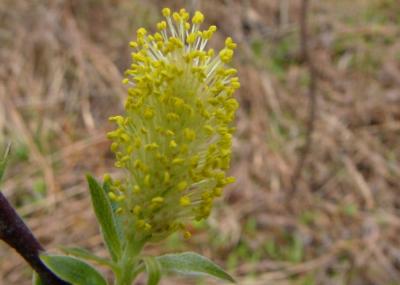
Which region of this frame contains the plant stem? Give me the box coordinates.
[0,192,69,285]
[114,238,146,285]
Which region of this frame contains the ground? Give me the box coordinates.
[0,0,399,284]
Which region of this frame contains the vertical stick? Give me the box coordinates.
[290,0,318,194]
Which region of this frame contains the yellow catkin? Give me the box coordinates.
[107,8,239,240]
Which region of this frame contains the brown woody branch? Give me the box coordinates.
[0,192,69,285]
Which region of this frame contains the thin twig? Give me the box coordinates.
[290,0,318,194]
[0,192,69,285]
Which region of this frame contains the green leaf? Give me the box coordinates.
[157,252,235,283]
[143,257,161,285]
[32,272,44,285]
[86,174,122,261]
[0,143,11,184]
[40,254,108,285]
[102,179,118,211]
[60,246,116,269]
[102,179,123,239]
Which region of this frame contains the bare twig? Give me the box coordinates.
[290,0,318,194]
[0,192,69,285]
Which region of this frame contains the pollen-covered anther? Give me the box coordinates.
[180,196,191,206]
[192,11,204,24]
[183,231,192,239]
[162,8,171,17]
[177,181,188,191]
[133,205,142,216]
[152,196,164,204]
[143,107,155,119]
[219,48,234,63]
[133,185,141,194]
[108,192,117,201]
[169,140,177,148]
[157,21,167,30]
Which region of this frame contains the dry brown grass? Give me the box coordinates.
[0,0,399,284]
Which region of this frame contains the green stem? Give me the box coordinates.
[114,238,147,285]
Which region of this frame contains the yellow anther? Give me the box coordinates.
[164,171,170,184]
[225,37,237,49]
[108,116,124,122]
[144,223,152,231]
[192,11,204,24]
[190,155,199,166]
[169,140,177,148]
[167,112,180,121]
[133,185,141,193]
[157,21,167,30]
[180,196,191,206]
[213,187,223,197]
[121,134,130,142]
[180,10,189,21]
[129,41,138,48]
[184,128,196,141]
[134,159,142,169]
[201,25,217,40]
[137,27,147,37]
[162,8,171,17]
[173,12,181,22]
[219,48,234,63]
[108,192,117,201]
[209,25,217,32]
[143,107,154,119]
[231,80,241,89]
[133,205,142,215]
[144,175,151,186]
[110,142,119,152]
[183,231,192,239]
[134,138,142,148]
[186,33,197,45]
[204,125,214,134]
[107,130,120,139]
[116,195,125,202]
[174,97,184,107]
[145,143,159,151]
[137,219,145,228]
[152,196,164,204]
[113,180,122,187]
[172,158,184,165]
[103,174,112,184]
[177,181,188,191]
[225,176,236,184]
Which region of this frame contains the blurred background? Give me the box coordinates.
[0,0,400,284]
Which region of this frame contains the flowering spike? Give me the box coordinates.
[108,8,239,241]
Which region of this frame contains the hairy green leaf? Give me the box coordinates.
[60,246,116,269]
[157,252,235,283]
[143,256,161,285]
[102,179,123,239]
[86,174,122,261]
[40,254,107,285]
[32,272,44,285]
